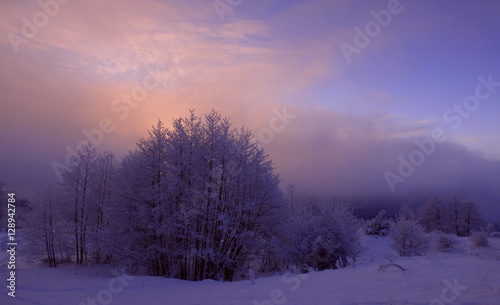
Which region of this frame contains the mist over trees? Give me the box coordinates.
[21,110,493,279]
[23,110,363,281]
[380,195,489,257]
[26,148,117,268]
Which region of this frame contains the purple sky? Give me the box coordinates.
[1,0,499,221]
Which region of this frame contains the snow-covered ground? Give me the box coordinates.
[1,234,499,305]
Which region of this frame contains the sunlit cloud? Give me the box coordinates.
[1,0,499,223]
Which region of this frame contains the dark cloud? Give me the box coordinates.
[266,107,500,224]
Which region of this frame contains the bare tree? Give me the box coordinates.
[461,200,484,237]
[419,196,450,233]
[420,195,485,237]
[26,185,58,267]
[448,195,463,236]
[61,144,97,264]
[88,151,117,264]
[286,183,297,214]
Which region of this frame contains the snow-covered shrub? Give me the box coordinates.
[435,233,457,253]
[390,215,429,257]
[281,201,361,271]
[365,210,391,236]
[470,231,489,248]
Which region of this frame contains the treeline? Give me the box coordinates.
[26,110,361,281]
[419,195,484,237]
[366,195,486,238]
[365,195,491,257]
[21,109,493,279]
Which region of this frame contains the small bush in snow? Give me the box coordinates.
[485,223,495,235]
[365,210,391,236]
[390,215,429,257]
[470,231,489,248]
[435,233,457,253]
[378,263,406,272]
[281,201,361,271]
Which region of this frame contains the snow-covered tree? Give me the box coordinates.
[112,110,283,281]
[111,119,172,275]
[390,212,428,257]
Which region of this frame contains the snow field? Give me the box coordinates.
[1,235,499,305]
